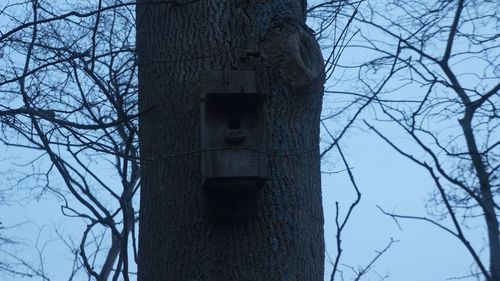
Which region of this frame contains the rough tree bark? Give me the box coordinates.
[136,1,325,280]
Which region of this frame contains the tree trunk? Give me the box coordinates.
[136,1,325,280]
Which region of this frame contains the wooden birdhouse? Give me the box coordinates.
[200,70,267,216]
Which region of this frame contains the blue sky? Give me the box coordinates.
[321,128,480,280]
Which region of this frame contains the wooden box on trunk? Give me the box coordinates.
[200,70,267,215]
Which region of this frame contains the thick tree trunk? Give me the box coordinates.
[136,1,325,280]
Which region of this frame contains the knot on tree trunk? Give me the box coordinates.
[260,19,325,91]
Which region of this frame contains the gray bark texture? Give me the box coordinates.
[136,1,325,280]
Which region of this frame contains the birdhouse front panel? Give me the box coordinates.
[208,101,262,178]
[200,70,267,196]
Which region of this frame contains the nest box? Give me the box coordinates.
[200,70,267,214]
